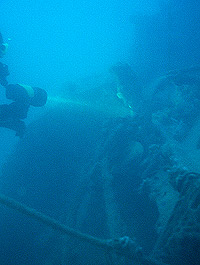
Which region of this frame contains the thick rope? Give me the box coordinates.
[0,193,107,247]
[0,193,160,265]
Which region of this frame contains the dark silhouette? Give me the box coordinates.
[0,32,47,137]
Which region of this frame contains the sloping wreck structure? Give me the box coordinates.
[1,68,200,264]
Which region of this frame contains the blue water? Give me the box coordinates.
[1,0,200,264]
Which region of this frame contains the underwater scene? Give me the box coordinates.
[1,0,200,264]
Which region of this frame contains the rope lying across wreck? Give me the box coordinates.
[0,193,161,265]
